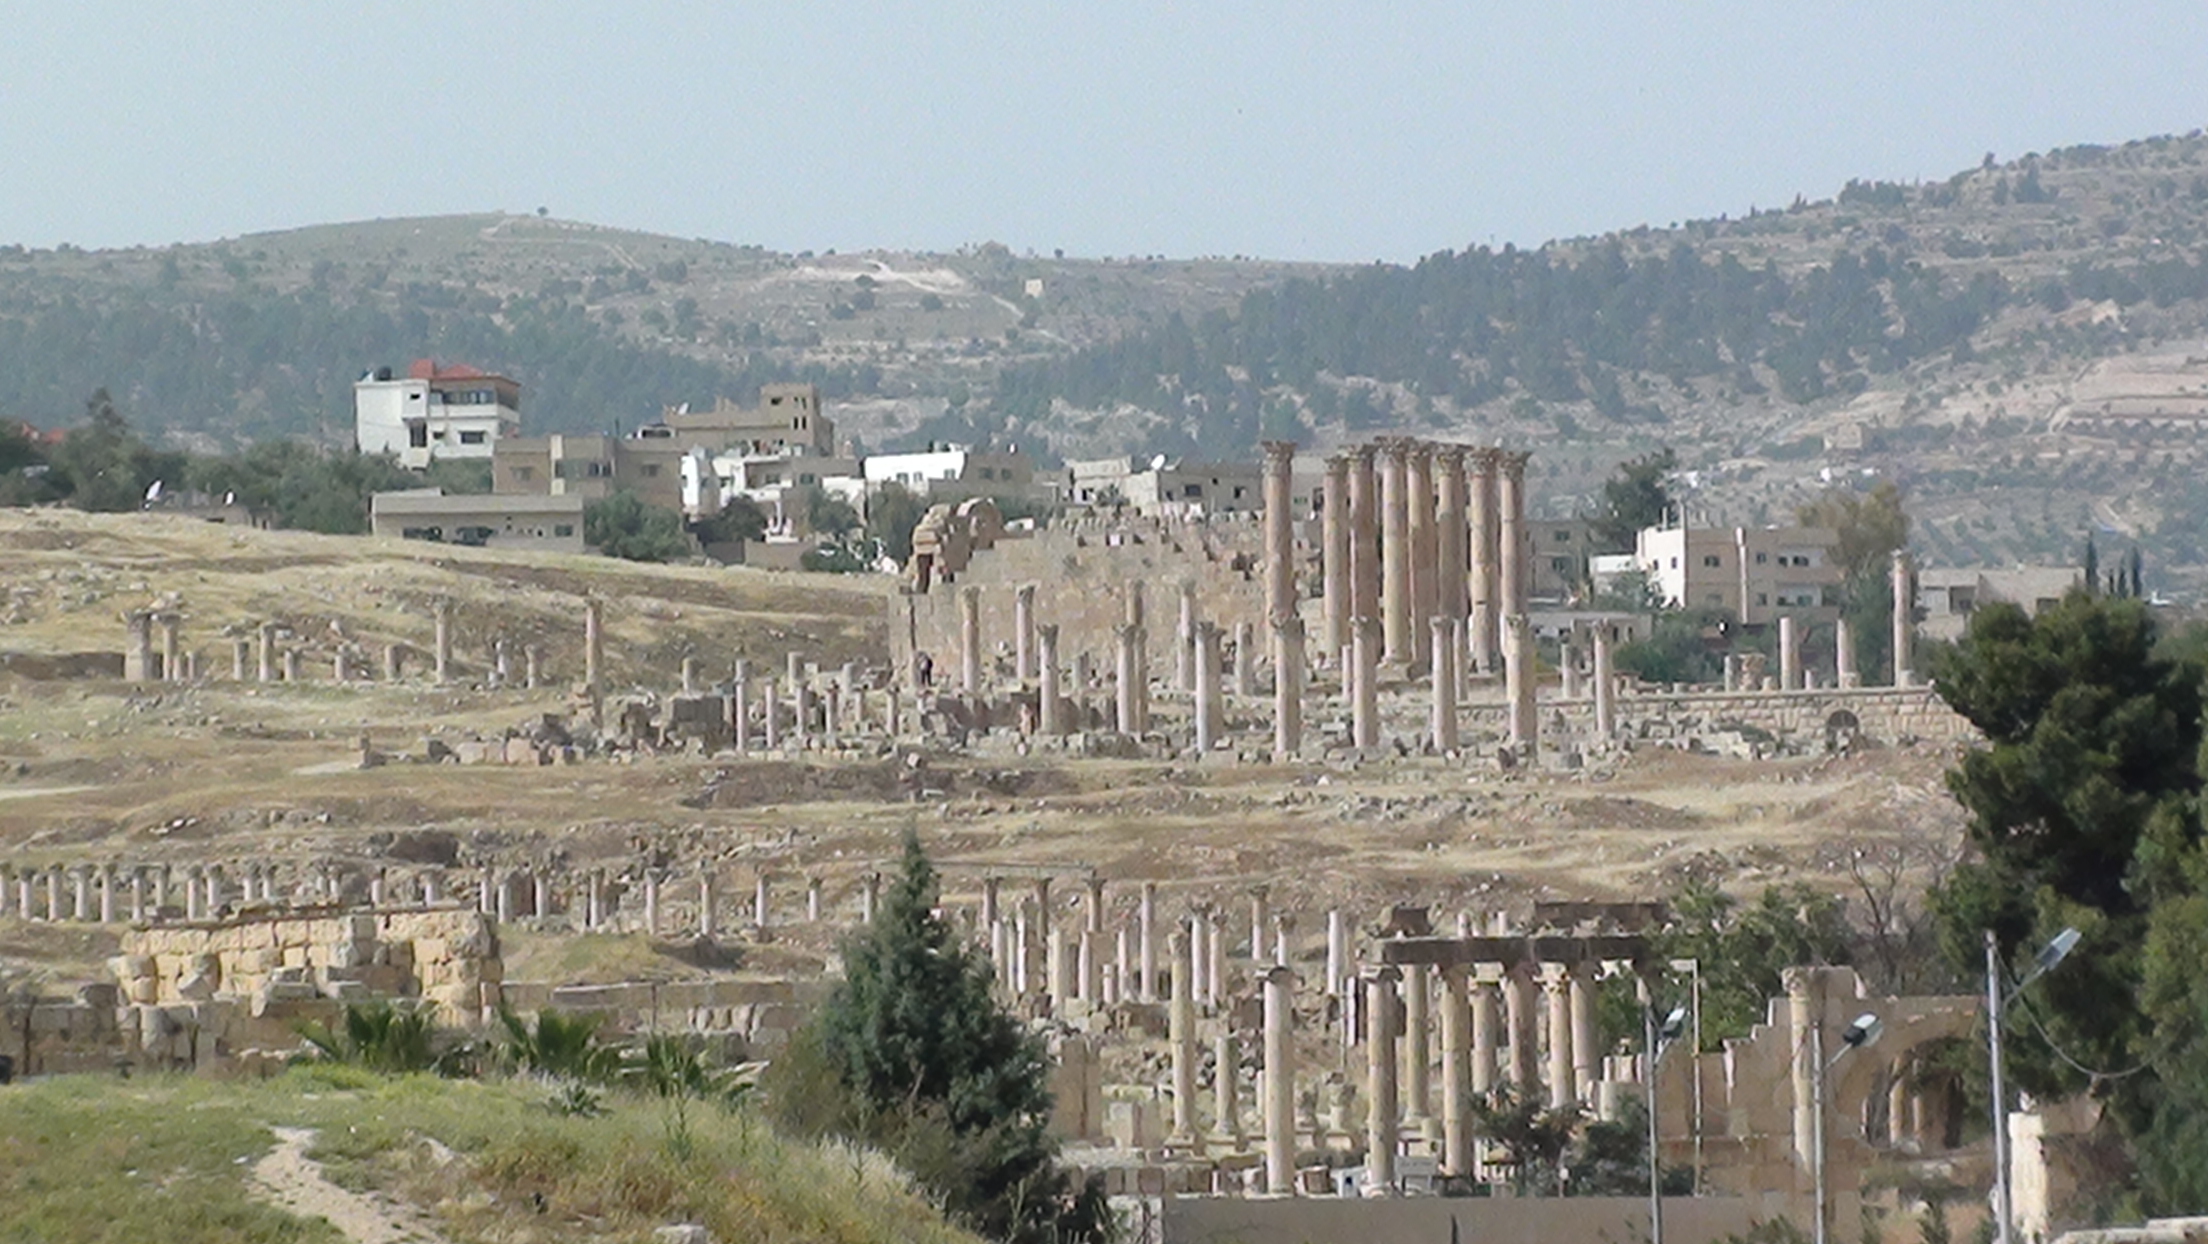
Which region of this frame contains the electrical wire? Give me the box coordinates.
[2011,990,2152,1084]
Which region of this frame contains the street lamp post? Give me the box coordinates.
[1645,1001,1688,1244]
[1988,926,2081,1244]
[1813,1012,1884,1244]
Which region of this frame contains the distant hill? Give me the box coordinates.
[15,134,2208,584]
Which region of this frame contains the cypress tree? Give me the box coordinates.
[798,829,1111,1243]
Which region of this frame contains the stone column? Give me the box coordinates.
[204,865,224,916]
[182,866,204,921]
[257,621,278,683]
[495,870,515,924]
[807,876,823,923]
[1169,929,1198,1142]
[1192,622,1222,753]
[698,870,717,939]
[1213,1031,1245,1147]
[533,872,551,920]
[332,648,351,683]
[1248,887,1271,963]
[1498,451,1531,619]
[1779,615,1802,691]
[1435,444,1469,630]
[130,868,148,922]
[1560,632,1581,701]
[384,643,405,682]
[1378,439,1413,664]
[1038,623,1065,736]
[584,597,604,690]
[1322,451,1353,660]
[862,872,881,924]
[1232,620,1255,699]
[680,656,698,696]
[71,867,91,922]
[1507,962,1541,1093]
[1891,550,1915,687]
[1430,617,1459,752]
[1262,439,1299,627]
[124,611,156,682]
[1273,616,1304,762]
[1349,444,1380,630]
[1403,961,1433,1132]
[959,585,983,694]
[1351,616,1380,750]
[1085,876,1106,935]
[1472,973,1501,1096]
[1593,622,1617,740]
[1175,580,1199,693]
[433,600,453,684]
[1836,616,1860,688]
[1262,964,1298,1194]
[1440,964,1473,1178]
[1545,966,1575,1109]
[1115,624,1147,735]
[1505,613,1537,758]
[761,679,780,750]
[753,872,771,929]
[1364,965,1403,1194]
[1013,584,1037,682]
[1468,449,1501,674]
[525,645,542,688]
[1139,880,1159,1003]
[1189,906,1211,1008]
[642,871,661,936]
[731,666,752,752]
[1787,967,1819,1168]
[158,614,183,683]
[1407,441,1437,659]
[1570,964,1600,1105]
[1326,909,1348,997]
[231,639,251,681]
[281,649,301,682]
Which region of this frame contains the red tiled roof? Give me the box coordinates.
[407,359,507,383]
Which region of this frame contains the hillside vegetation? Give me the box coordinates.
[16,135,2208,580]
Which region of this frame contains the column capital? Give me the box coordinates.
[1497,449,1531,481]
[1350,442,1378,467]
[1466,446,1501,473]
[1377,437,1410,465]
[1432,442,1468,471]
[1261,963,1298,988]
[1271,613,1305,639]
[1324,450,1355,475]
[1015,582,1037,602]
[1260,439,1300,468]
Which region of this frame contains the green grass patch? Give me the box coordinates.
[0,1070,983,1244]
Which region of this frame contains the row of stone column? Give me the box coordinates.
[122,604,542,689]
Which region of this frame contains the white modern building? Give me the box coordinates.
[355,360,522,470]
[862,445,1037,500]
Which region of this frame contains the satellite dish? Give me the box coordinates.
[1149,454,1168,471]
[143,480,163,503]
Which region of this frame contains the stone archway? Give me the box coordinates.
[1825,709,1863,753]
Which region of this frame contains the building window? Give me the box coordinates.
[1755,552,1768,564]
[553,524,574,537]
[1756,593,1769,606]
[1554,530,1572,542]
[511,466,534,482]
[1183,483,1203,498]
[642,464,661,477]
[1702,554,1721,568]
[978,467,994,480]
[1669,557,1679,569]
[458,430,487,445]
[1551,557,1570,573]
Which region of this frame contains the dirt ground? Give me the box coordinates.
[0,512,1974,986]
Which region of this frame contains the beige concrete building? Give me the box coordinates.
[1918,565,2084,640]
[1637,522,1843,624]
[369,487,586,553]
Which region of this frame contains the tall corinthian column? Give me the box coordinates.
[1261,439,1299,625]
[1349,444,1380,647]
[1467,448,1501,674]
[1435,444,1468,630]
[1322,451,1353,661]
[1498,451,1532,619]
[1379,439,1413,664]
[1406,441,1437,663]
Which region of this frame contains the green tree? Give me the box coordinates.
[867,482,929,566]
[1655,880,1853,1048]
[49,389,167,512]
[1589,448,1678,552]
[769,830,1111,1244]
[1928,591,2208,1207]
[585,491,690,562]
[1798,480,1910,584]
[692,495,769,545]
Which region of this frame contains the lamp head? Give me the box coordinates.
[2037,927,2082,974]
[1841,1013,1883,1050]
[1659,1005,1688,1043]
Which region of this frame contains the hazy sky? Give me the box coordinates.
[6,3,2207,263]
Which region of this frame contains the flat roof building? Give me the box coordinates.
[355,360,521,470]
[369,488,586,553]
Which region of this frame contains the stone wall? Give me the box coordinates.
[113,904,501,1019]
[1159,1193,1766,1244]
[891,513,1303,676]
